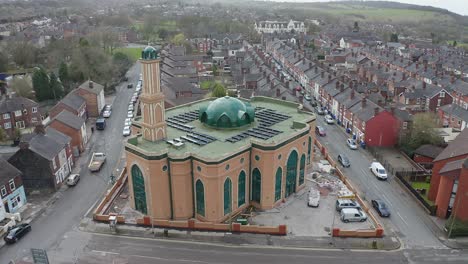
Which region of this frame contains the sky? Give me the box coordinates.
[267,0,468,16]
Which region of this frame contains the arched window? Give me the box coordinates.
[195,180,205,217]
[238,171,246,207]
[285,150,298,197]
[131,165,147,214]
[251,168,261,203]
[307,137,312,165]
[299,154,306,186]
[275,167,282,202]
[224,178,232,215]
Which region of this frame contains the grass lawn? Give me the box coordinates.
[114,47,142,62]
[410,181,434,205]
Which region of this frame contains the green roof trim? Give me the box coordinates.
[141,46,158,60]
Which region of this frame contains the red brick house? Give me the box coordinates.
[74,80,105,118]
[48,110,87,154]
[438,104,468,131]
[398,81,453,112]
[0,96,43,137]
[413,144,444,168]
[0,158,27,213]
[428,129,468,219]
[438,158,468,221]
[49,92,87,120]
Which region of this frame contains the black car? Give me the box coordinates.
[337,154,350,167]
[127,83,133,89]
[4,223,31,244]
[123,76,129,81]
[371,199,391,217]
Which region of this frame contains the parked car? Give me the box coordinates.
[295,86,301,92]
[305,94,311,101]
[96,118,106,130]
[128,104,134,111]
[370,161,388,180]
[124,119,132,127]
[315,126,326,137]
[307,188,320,207]
[338,154,350,167]
[104,104,112,111]
[324,115,334,124]
[335,199,361,211]
[123,76,128,81]
[347,138,358,150]
[66,174,80,186]
[127,84,133,89]
[371,199,391,217]
[123,126,131,136]
[4,223,31,244]
[340,208,367,223]
[127,111,134,118]
[315,106,325,115]
[102,110,112,118]
[309,100,318,107]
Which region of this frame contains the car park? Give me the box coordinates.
[324,115,334,124]
[127,111,133,118]
[370,161,388,180]
[347,138,358,150]
[123,126,131,136]
[340,208,367,223]
[4,223,31,244]
[337,154,350,167]
[371,199,391,217]
[335,199,361,211]
[66,174,80,186]
[315,126,326,137]
[315,106,325,115]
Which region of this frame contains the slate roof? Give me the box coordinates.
[59,92,85,111]
[439,158,465,174]
[0,157,22,183]
[25,128,71,161]
[392,108,413,122]
[0,96,39,114]
[439,104,468,122]
[349,99,382,122]
[53,110,85,130]
[413,144,445,159]
[434,129,468,162]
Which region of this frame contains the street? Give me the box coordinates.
[0,62,141,263]
[314,112,445,249]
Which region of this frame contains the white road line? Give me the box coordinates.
[397,211,409,226]
[382,194,393,207]
[92,250,119,255]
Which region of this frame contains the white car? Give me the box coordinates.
[370,161,388,180]
[124,120,132,127]
[123,126,131,136]
[347,139,358,150]
[305,94,311,101]
[324,115,334,124]
[125,118,132,125]
[66,174,80,186]
[128,104,134,111]
[102,110,111,118]
[127,111,133,118]
[307,188,320,207]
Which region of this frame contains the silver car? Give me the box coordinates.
[347,138,358,150]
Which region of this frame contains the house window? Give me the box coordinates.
[2,113,10,120]
[4,122,11,129]
[416,98,421,104]
[32,107,37,113]
[14,110,22,117]
[9,179,15,191]
[439,92,445,98]
[437,99,442,107]
[402,122,408,130]
[16,121,25,129]
[11,194,21,208]
[31,117,38,123]
[52,159,57,170]
[458,120,461,125]
[1,186,6,196]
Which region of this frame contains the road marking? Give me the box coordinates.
[92,250,119,255]
[397,211,409,226]
[382,194,393,207]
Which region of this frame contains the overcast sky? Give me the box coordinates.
[268,0,468,16]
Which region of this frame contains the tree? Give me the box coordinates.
[211,83,226,98]
[353,21,359,32]
[212,64,218,76]
[400,112,443,155]
[32,67,50,101]
[8,41,38,68]
[453,40,458,47]
[171,33,186,46]
[49,72,63,100]
[113,52,132,76]
[158,28,169,40]
[390,33,399,42]
[0,51,8,72]
[10,76,34,99]
[58,62,70,93]
[0,127,7,142]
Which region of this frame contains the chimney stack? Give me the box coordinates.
[451,75,455,84]
[89,81,93,89]
[361,97,367,108]
[390,106,395,116]
[309,62,312,68]
[374,107,379,116]
[270,80,274,89]
[422,81,426,89]
[328,74,332,82]
[286,81,290,89]
[336,81,340,89]
[315,66,318,73]
[19,141,29,150]
[263,71,266,78]
[303,58,306,64]
[351,89,355,99]
[276,88,280,97]
[403,72,406,80]
[321,71,324,78]
[34,124,46,135]
[340,84,344,92]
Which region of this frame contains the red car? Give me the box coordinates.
[295,86,302,91]
[315,126,326,137]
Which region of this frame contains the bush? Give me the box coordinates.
[445,217,468,238]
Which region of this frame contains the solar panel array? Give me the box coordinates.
[255,108,291,127]
[226,127,282,143]
[180,132,217,146]
[167,110,199,124]
[166,111,218,146]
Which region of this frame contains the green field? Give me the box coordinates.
[410,181,434,205]
[114,47,142,62]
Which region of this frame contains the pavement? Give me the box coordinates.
[0,62,142,263]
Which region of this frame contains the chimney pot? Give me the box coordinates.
[89,81,93,88]
[351,89,355,99]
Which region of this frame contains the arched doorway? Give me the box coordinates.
[251,168,261,203]
[285,150,298,197]
[131,165,147,214]
[275,167,282,202]
[224,178,232,215]
[299,154,306,186]
[238,171,246,207]
[195,180,205,216]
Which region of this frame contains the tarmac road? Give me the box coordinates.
[314,112,445,249]
[0,62,141,263]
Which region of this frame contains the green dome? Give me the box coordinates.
[199,96,255,129]
[141,46,158,60]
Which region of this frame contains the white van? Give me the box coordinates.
[340,208,367,223]
[370,161,387,180]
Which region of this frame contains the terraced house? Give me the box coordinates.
[125,47,316,223]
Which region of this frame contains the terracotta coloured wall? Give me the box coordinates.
[429,154,468,201]
[169,159,194,220]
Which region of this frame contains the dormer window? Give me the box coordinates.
[14,110,22,117]
[439,91,445,98]
[32,107,38,113]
